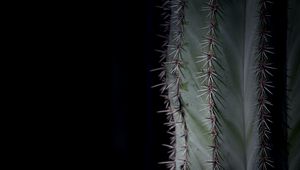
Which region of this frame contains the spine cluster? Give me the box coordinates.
[256,0,274,169]
[197,0,222,169]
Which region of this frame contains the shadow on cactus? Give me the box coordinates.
[153,0,300,169]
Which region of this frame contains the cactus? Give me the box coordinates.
[153,0,300,169]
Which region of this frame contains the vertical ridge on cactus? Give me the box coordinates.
[256,0,274,169]
[167,0,189,169]
[197,0,222,169]
[155,1,176,169]
[156,0,190,169]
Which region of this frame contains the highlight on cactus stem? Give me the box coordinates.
[152,0,300,169]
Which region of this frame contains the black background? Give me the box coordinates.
[111,0,169,169]
[5,0,170,168]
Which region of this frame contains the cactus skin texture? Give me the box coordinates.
[154,0,300,169]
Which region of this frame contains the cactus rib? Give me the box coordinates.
[256,0,274,169]
[197,0,223,169]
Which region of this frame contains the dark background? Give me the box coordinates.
[111,0,169,169]
[4,0,169,168]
